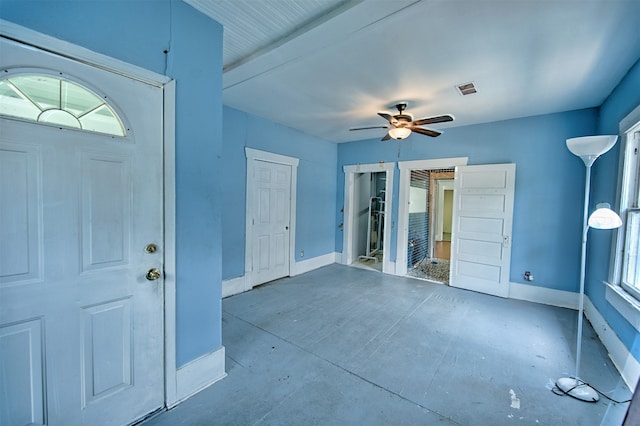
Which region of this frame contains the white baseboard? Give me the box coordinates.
[509,281,579,309]
[293,252,337,276]
[585,298,640,390]
[172,346,227,408]
[222,275,248,298]
[223,253,338,298]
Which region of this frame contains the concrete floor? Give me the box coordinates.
[144,264,632,426]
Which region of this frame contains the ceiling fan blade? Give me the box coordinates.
[381,133,392,141]
[411,126,442,137]
[412,114,455,126]
[349,126,389,131]
[378,112,399,125]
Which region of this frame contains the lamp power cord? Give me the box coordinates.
[551,377,632,404]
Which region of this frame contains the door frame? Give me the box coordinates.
[342,162,395,274]
[396,157,468,276]
[245,147,299,288]
[0,20,181,407]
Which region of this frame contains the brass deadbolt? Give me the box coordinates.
[146,268,161,281]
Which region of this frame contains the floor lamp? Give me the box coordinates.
[557,135,621,402]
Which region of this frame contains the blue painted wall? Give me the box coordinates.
[222,106,337,280]
[1,0,224,367]
[589,57,640,361]
[336,57,640,363]
[338,109,599,292]
[3,0,638,368]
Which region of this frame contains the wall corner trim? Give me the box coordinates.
[171,346,227,408]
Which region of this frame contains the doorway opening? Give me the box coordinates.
[353,171,386,271]
[342,162,394,274]
[406,168,454,284]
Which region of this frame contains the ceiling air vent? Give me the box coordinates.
[457,82,477,96]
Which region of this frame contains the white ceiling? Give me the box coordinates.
[185,0,640,143]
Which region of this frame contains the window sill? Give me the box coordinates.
[605,281,640,332]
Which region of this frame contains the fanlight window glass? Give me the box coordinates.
[0,74,125,136]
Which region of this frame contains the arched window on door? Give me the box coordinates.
[0,74,125,137]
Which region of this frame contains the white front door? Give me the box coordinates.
[251,160,292,285]
[0,39,164,425]
[449,163,516,297]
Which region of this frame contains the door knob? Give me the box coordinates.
[146,268,162,281]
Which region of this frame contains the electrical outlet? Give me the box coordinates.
[300,250,304,258]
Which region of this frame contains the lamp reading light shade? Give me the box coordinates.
[588,203,623,229]
[388,127,411,140]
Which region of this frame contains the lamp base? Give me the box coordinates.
[556,377,599,402]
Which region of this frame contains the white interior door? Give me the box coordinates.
[0,39,164,425]
[450,163,515,298]
[251,159,292,286]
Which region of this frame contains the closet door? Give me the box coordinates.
[250,160,292,285]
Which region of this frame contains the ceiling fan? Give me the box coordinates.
[350,103,454,141]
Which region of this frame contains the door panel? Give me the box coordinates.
[81,298,132,405]
[251,160,291,285]
[0,38,164,425]
[0,143,41,284]
[450,163,515,297]
[0,319,45,426]
[81,153,131,269]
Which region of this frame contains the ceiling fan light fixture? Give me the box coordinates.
[351,103,453,140]
[388,127,411,140]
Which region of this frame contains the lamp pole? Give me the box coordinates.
[575,163,591,381]
[558,134,619,402]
